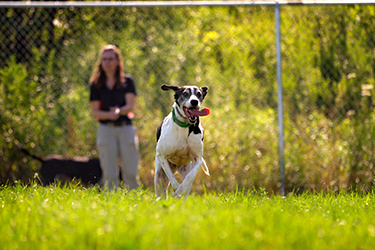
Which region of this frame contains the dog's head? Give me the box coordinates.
[161,84,209,123]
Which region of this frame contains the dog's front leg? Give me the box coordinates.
[174,158,202,197]
[156,154,180,191]
[154,156,169,197]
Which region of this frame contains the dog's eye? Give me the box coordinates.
[196,92,202,98]
[183,92,189,97]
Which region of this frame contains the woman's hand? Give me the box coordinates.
[109,107,121,120]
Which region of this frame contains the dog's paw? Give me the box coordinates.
[174,184,191,198]
[173,189,183,198]
[172,182,180,191]
[172,183,183,197]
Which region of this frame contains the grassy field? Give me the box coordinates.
[1,184,375,250]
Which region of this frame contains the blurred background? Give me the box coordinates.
[1,1,375,193]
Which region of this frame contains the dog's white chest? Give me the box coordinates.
[156,115,203,165]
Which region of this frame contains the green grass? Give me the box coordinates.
[1,184,375,250]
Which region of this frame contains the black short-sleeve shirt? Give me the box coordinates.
[90,75,136,124]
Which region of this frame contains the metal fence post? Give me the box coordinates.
[275,0,285,197]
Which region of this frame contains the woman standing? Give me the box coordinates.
[89,44,140,191]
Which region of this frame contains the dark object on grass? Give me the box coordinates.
[20,147,102,186]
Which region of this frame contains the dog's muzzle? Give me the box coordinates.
[183,106,199,123]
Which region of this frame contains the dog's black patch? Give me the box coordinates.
[188,118,202,136]
[173,90,184,107]
[156,120,164,142]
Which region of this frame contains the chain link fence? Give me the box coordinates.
[1,2,375,193]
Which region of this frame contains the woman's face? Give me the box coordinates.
[101,50,119,75]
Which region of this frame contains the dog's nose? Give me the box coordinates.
[190,100,198,107]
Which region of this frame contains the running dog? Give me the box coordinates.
[155,84,210,198]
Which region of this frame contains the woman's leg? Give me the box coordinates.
[118,125,140,190]
[97,124,120,191]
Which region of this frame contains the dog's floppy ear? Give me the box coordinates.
[161,84,182,92]
[161,84,184,106]
[201,86,209,99]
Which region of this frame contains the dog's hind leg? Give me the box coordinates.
[176,164,192,181]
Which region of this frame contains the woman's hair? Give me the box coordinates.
[89,44,125,89]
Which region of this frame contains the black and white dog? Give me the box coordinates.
[155,84,210,198]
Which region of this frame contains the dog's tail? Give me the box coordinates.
[201,158,210,176]
[19,146,44,162]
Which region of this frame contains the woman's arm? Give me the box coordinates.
[119,93,136,115]
[90,100,120,121]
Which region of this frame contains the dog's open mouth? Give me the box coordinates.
[183,107,210,123]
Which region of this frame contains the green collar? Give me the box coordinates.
[172,107,193,128]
